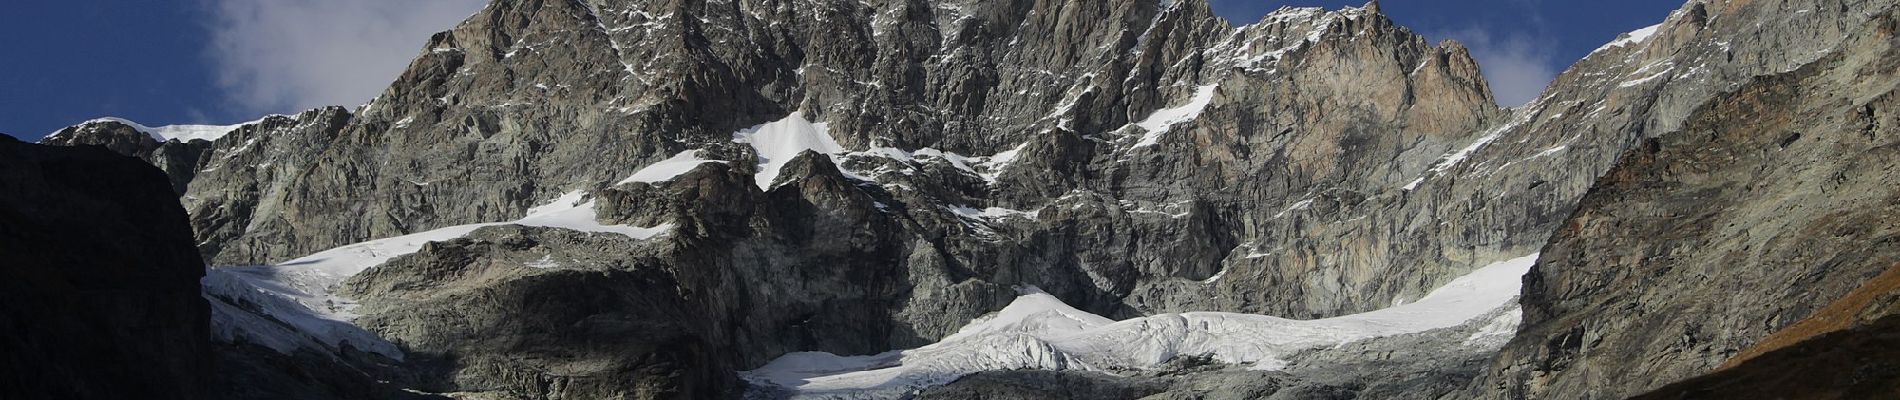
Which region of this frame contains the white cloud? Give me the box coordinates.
[205,0,487,115]
[1438,27,1560,107]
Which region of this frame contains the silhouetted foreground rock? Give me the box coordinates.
[0,136,209,399]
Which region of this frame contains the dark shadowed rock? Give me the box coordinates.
[0,136,210,399]
[1626,314,1900,400]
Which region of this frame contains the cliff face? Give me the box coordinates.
[0,137,210,399]
[1630,313,1900,400]
[148,0,1515,321]
[42,108,355,264]
[1631,264,1900,400]
[1467,7,1900,399]
[29,0,1900,398]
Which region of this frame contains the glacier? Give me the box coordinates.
[73,116,265,142]
[202,191,672,360]
[744,254,1540,397]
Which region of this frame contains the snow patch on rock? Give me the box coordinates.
[618,150,722,185]
[1594,24,1663,53]
[1463,307,1523,347]
[735,112,849,189]
[77,116,263,142]
[732,112,1029,188]
[948,206,1037,220]
[523,255,562,269]
[1131,84,1220,148]
[846,143,1028,185]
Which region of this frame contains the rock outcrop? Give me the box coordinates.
[40,119,214,194]
[41,108,355,264]
[1627,314,1900,400]
[1466,7,1900,399]
[0,136,210,399]
[341,225,722,399]
[1629,264,1900,400]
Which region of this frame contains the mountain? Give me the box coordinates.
[29,0,1900,398]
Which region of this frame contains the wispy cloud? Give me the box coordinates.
[1437,27,1560,107]
[204,0,486,115]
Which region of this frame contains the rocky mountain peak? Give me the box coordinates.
[121,0,1501,271]
[42,119,167,158]
[34,0,1900,397]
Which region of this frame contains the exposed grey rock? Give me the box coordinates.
[38,108,356,265]
[29,0,1900,398]
[158,0,1514,324]
[1464,8,1900,399]
[1174,0,1900,323]
[1628,314,1900,400]
[40,119,214,194]
[177,108,354,265]
[340,225,721,399]
[210,343,444,400]
[1629,263,1900,400]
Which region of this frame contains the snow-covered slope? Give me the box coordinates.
[744,254,1539,397]
[1594,23,1663,53]
[618,150,722,185]
[1129,84,1221,148]
[203,194,672,359]
[735,112,848,189]
[730,112,1025,190]
[74,117,260,142]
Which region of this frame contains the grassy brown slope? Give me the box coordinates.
[1720,262,1900,369]
[1629,314,1900,400]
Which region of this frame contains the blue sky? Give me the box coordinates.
[1,2,225,140]
[1,0,482,140]
[0,0,1679,141]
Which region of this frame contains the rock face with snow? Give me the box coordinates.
[139,0,1516,320]
[340,225,723,398]
[1465,6,1900,398]
[0,136,210,400]
[46,1,1525,396]
[41,119,216,193]
[31,0,1900,398]
[41,108,355,263]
